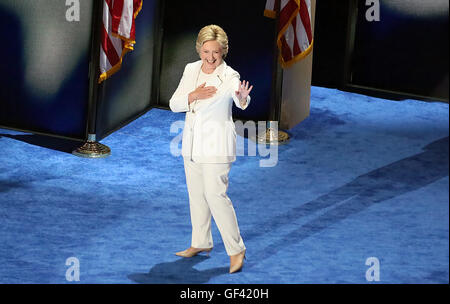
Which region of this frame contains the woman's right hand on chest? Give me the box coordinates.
[188,82,217,104]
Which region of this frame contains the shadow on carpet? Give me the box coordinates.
[128,256,229,284]
[245,136,449,266]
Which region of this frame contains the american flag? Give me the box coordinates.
[99,0,143,83]
[264,0,313,68]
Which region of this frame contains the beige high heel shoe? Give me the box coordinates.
[175,247,213,258]
[229,249,246,274]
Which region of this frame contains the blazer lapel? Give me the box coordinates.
[190,60,203,90]
[215,61,227,88]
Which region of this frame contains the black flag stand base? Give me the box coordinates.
[250,121,290,145]
[72,134,111,158]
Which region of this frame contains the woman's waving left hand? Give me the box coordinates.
[235,80,253,102]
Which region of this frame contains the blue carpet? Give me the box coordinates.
[0,86,448,283]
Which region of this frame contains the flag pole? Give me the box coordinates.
[72,0,111,158]
[257,0,290,145]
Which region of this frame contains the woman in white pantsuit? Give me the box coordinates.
[169,25,253,274]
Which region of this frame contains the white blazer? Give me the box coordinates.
[169,60,251,163]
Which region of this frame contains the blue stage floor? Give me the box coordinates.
[0,86,448,283]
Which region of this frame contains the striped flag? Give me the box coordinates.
[264,0,313,68]
[99,0,143,83]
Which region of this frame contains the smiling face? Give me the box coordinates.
[199,40,223,73]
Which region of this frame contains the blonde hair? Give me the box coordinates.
[196,24,229,58]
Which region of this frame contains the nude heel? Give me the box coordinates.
[175,247,213,258]
[229,249,246,274]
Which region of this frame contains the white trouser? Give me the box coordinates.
[183,158,246,256]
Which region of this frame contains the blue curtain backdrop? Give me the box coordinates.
[0,0,95,140]
[351,0,448,100]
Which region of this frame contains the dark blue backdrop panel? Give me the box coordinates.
[351,0,449,100]
[311,0,350,88]
[0,0,95,140]
[157,0,276,121]
[96,0,158,141]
